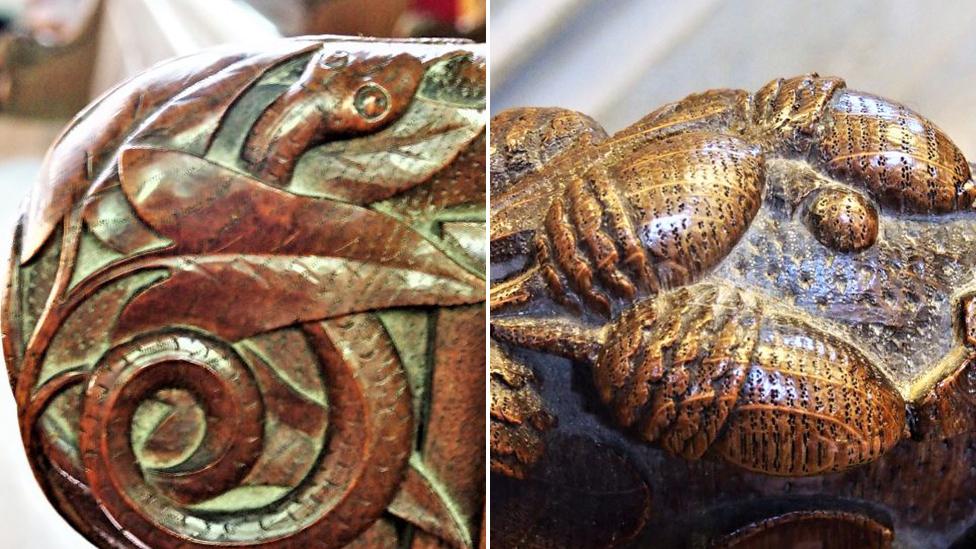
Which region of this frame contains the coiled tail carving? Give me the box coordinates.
[76,316,413,548]
[81,331,266,510]
[492,283,906,476]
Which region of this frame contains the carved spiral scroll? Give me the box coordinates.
[80,331,266,518]
[77,315,412,548]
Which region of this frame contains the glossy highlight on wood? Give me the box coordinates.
[2,35,486,549]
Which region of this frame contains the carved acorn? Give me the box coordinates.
[2,37,485,549]
[492,282,907,476]
[493,131,766,314]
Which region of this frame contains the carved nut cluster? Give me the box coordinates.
[489,72,976,485]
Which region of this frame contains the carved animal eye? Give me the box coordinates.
[803,188,879,252]
[354,83,391,121]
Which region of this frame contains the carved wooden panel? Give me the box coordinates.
[1,36,485,548]
[490,74,976,547]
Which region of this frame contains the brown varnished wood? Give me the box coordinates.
[490,73,976,547]
[489,107,608,263]
[493,283,906,476]
[818,89,975,213]
[1,36,485,548]
[242,49,423,185]
[489,340,554,479]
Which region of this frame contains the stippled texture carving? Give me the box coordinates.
[490,74,976,548]
[2,36,485,549]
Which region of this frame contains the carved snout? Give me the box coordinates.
[243,49,423,184]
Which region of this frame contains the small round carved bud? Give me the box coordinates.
[804,188,879,252]
[354,83,391,121]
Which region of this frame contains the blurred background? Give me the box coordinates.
[491,0,976,155]
[0,1,483,547]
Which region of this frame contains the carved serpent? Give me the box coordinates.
[2,37,485,548]
[490,74,976,480]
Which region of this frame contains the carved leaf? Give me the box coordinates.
[113,146,483,341]
[17,48,252,263]
[118,147,482,281]
[389,462,471,548]
[382,131,486,220]
[81,41,321,255]
[83,186,170,255]
[114,254,482,343]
